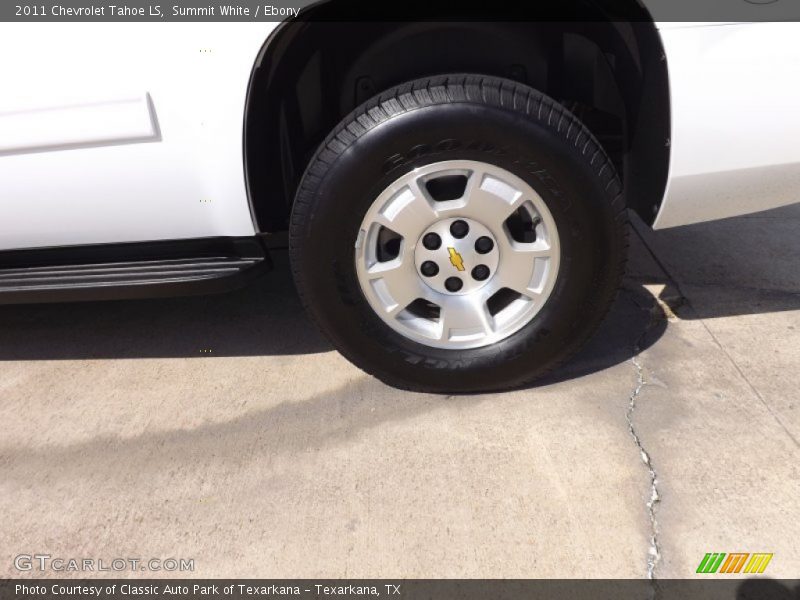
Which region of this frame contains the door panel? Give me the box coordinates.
[0,23,275,250]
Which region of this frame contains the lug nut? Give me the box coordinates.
[420,261,439,277]
[475,236,494,254]
[450,220,469,239]
[422,232,442,250]
[444,277,463,292]
[472,265,491,281]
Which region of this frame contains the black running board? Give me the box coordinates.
[0,236,271,304]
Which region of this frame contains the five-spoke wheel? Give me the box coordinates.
[355,161,560,349]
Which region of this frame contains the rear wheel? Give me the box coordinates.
[290,74,628,393]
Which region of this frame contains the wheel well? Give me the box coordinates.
[244,8,670,232]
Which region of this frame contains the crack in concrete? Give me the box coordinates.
[623,275,671,582]
[626,354,661,581]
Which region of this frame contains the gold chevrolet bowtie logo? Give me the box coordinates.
[448,247,465,272]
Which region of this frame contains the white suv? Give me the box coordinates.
[2,13,798,392]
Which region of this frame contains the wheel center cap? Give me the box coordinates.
[414,217,500,296]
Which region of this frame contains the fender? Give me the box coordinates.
[636,1,800,227]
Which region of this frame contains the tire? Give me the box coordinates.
[289,74,628,393]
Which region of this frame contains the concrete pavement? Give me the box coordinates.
[1,206,798,579]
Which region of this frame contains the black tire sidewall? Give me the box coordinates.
[292,102,623,392]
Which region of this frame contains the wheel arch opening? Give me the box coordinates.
[243,2,670,232]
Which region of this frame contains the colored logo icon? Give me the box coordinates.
[448,247,465,272]
[696,553,773,574]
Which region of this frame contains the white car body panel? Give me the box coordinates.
[653,22,800,228]
[0,23,276,250]
[1,20,800,250]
